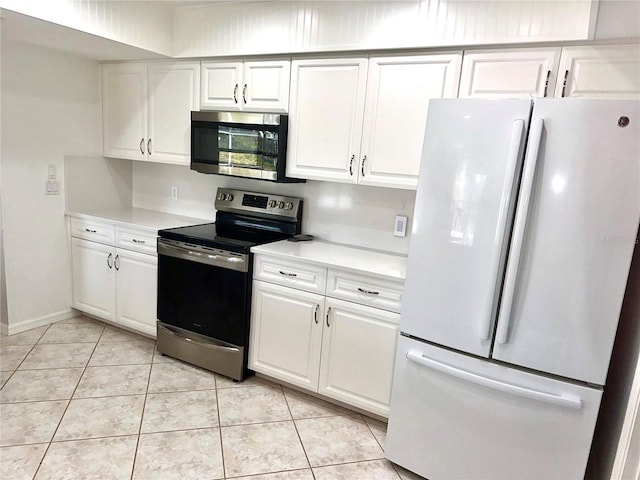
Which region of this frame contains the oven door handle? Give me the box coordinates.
[157,239,248,273]
[159,324,241,353]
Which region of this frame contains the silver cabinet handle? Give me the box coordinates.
[314,304,319,324]
[325,307,332,327]
[561,69,569,97]
[361,155,367,177]
[279,270,297,277]
[147,138,152,155]
[139,138,145,155]
[132,239,146,244]
[349,155,354,176]
[233,83,238,103]
[543,70,551,97]
[107,252,113,269]
[243,83,247,104]
[85,228,97,233]
[357,287,379,295]
[114,254,120,271]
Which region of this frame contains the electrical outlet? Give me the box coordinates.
[394,215,408,237]
[171,186,179,200]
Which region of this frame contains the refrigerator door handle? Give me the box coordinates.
[496,118,544,345]
[406,351,582,409]
[480,119,525,341]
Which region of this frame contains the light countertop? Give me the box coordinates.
[251,240,407,281]
[66,207,210,231]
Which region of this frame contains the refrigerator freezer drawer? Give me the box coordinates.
[386,335,602,480]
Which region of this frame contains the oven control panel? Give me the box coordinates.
[215,188,302,220]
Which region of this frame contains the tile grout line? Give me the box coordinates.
[31,321,105,480]
[0,323,51,391]
[282,385,317,480]
[129,347,156,480]
[213,374,226,480]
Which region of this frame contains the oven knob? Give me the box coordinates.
[277,201,285,209]
[217,193,225,201]
[268,200,277,208]
[227,194,234,201]
[284,202,294,210]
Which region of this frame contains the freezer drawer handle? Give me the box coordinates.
[496,118,544,345]
[480,119,525,341]
[406,351,582,409]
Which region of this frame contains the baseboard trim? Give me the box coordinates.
[4,309,79,335]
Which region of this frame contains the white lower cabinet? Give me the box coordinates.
[249,254,402,417]
[71,238,116,321]
[249,281,324,390]
[70,219,158,337]
[114,248,158,337]
[320,298,400,416]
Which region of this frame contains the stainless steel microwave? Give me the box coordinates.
[190,111,303,183]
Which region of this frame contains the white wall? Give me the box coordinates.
[1,38,102,333]
[132,162,416,255]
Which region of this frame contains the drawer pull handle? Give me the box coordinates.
[107,252,113,269]
[326,307,332,327]
[85,228,97,233]
[279,270,298,277]
[357,287,379,295]
[132,239,146,244]
[114,254,120,271]
[314,304,319,324]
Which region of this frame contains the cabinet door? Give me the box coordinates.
[147,62,200,165]
[249,281,324,391]
[287,58,368,183]
[359,53,462,189]
[459,48,561,99]
[201,61,243,110]
[71,238,115,321]
[114,248,158,338]
[243,60,291,113]
[555,45,640,99]
[319,298,400,417]
[102,63,147,160]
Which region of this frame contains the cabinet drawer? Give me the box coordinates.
[115,226,158,255]
[254,255,327,294]
[327,269,404,314]
[70,217,115,244]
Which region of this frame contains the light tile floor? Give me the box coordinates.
[0,316,424,480]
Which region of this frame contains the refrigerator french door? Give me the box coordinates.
[386,99,640,480]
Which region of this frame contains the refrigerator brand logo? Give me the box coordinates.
[603,236,639,245]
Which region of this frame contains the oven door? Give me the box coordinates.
[156,239,250,347]
[191,111,283,181]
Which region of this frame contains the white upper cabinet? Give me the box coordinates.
[102,61,200,166]
[554,44,640,99]
[458,48,561,99]
[201,59,290,112]
[287,54,461,189]
[102,63,147,161]
[287,58,369,184]
[359,54,461,189]
[147,62,200,165]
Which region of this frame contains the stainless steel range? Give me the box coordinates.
[156,188,303,381]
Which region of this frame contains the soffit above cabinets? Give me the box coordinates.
[0,1,614,60]
[0,9,168,61]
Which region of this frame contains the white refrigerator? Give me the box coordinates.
[385,99,640,480]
